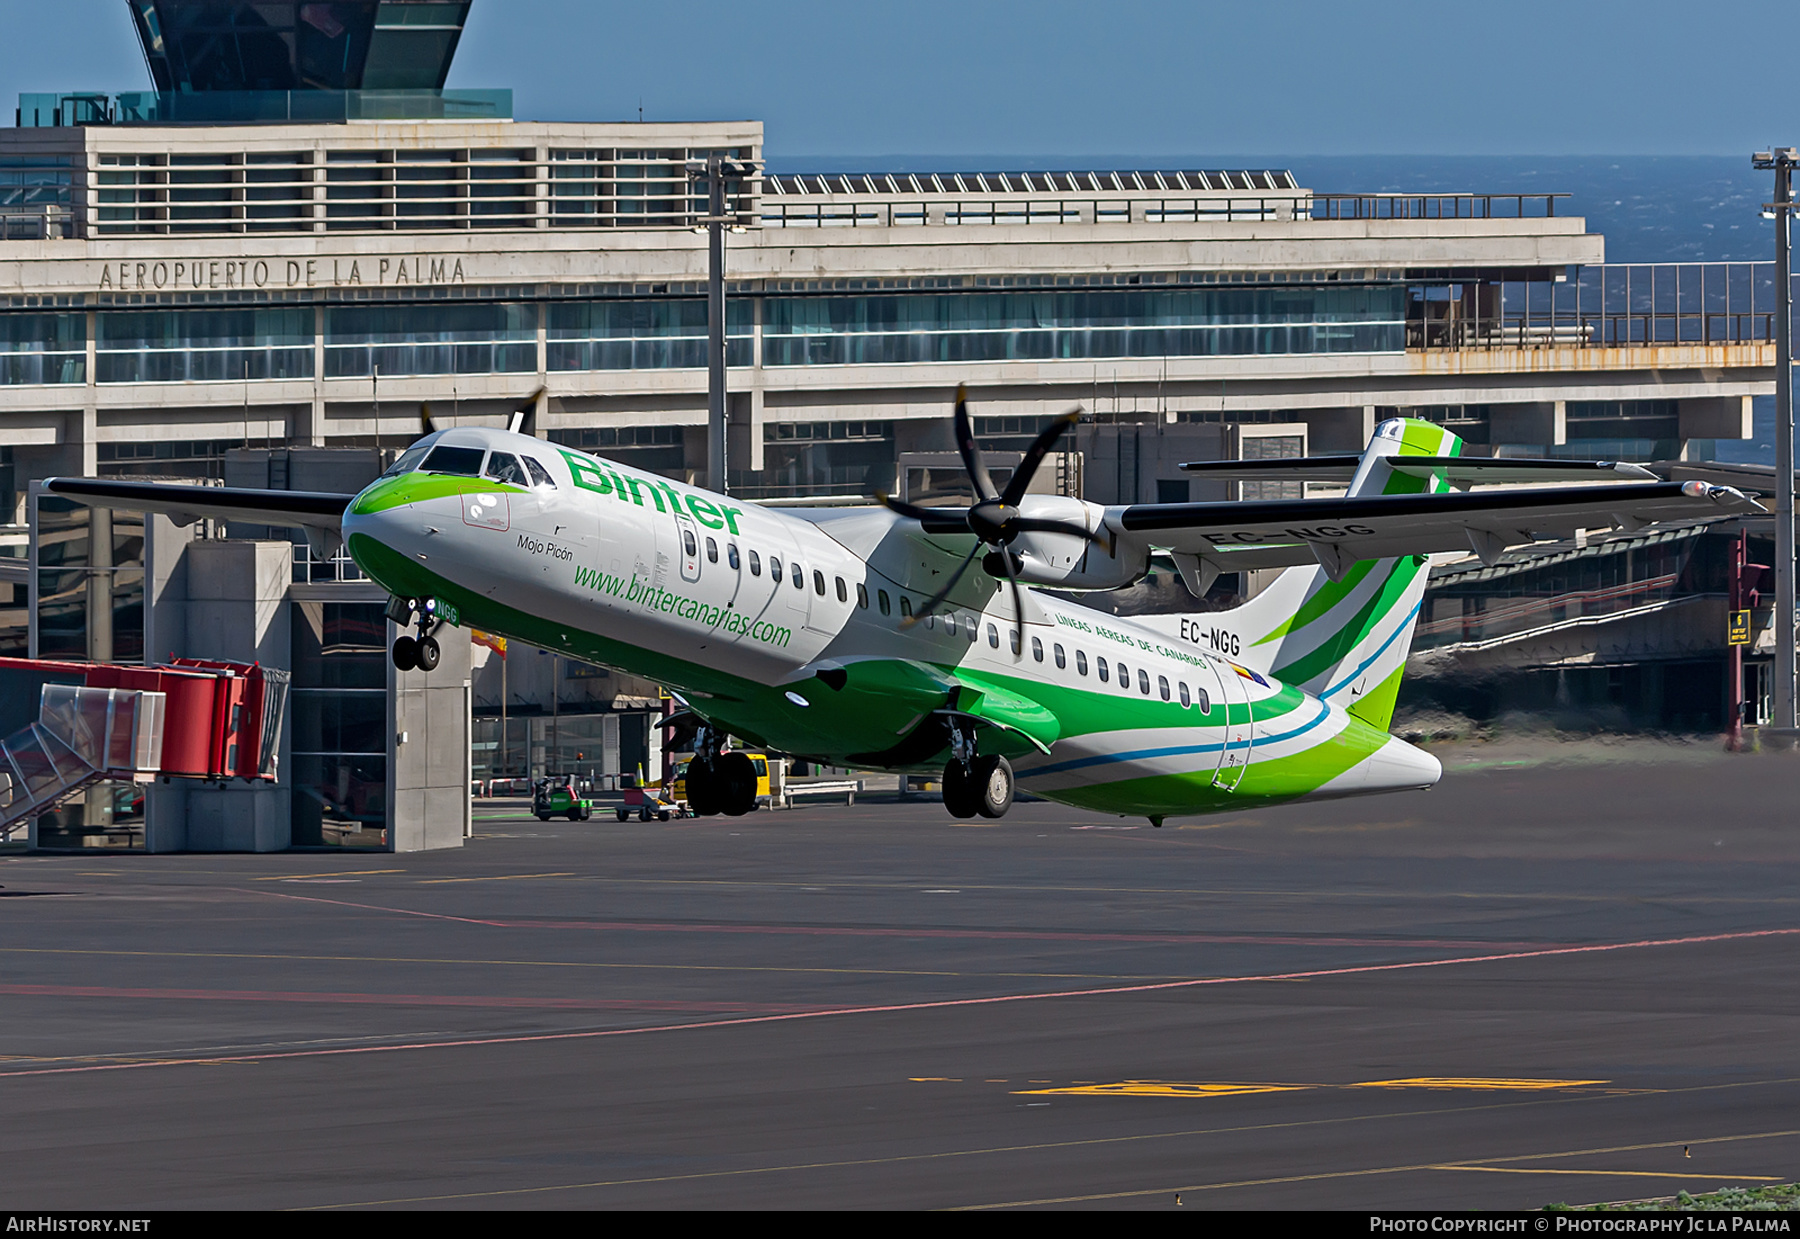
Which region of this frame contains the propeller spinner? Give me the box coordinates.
[877,385,1105,654]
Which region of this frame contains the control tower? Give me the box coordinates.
[128,0,471,93]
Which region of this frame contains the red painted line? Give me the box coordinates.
[244,888,505,926]
[488,920,1558,951]
[0,984,804,1014]
[2,925,1795,1082]
[238,886,1557,951]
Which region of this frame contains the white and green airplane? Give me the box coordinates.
[49,391,1756,824]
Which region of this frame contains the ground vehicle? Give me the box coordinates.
[533,775,593,822]
[617,775,684,822]
[672,753,772,814]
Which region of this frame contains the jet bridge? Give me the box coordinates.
[0,657,289,841]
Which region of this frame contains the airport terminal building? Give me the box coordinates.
[0,1,1781,847]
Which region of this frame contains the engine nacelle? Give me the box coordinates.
[1001,497,1149,590]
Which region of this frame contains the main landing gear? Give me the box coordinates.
[387,596,442,673]
[940,718,1014,820]
[682,724,759,818]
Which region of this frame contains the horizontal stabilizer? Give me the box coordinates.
[1179,455,1361,483]
[44,478,351,532]
[1178,455,1659,486]
[1114,479,1760,571]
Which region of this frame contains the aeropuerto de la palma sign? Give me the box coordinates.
[95,255,469,292]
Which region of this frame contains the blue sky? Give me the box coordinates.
[4,0,1798,159]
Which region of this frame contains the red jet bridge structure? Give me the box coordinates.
[0,658,289,840]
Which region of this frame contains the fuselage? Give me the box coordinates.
[341,426,1440,819]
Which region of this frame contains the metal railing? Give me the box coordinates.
[1409,261,1781,351]
[757,195,1306,228]
[1312,192,1568,220]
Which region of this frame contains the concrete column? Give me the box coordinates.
[1491,401,1566,446]
[179,539,295,852]
[536,300,549,389]
[534,145,549,230]
[388,622,473,853]
[78,308,98,475]
[307,303,326,446]
[1678,395,1754,441]
[310,147,325,234]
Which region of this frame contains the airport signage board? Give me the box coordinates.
[1729,610,1752,646]
[95,254,470,293]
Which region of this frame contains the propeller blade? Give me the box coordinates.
[877,492,975,535]
[507,387,548,437]
[415,402,438,443]
[952,384,1000,503]
[1000,545,1027,658]
[905,543,982,626]
[1000,406,1083,507]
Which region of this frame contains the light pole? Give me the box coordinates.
[687,155,759,494]
[1754,148,1798,734]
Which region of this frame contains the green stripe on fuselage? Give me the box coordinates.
[351,474,524,516]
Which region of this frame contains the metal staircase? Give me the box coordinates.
[0,686,165,840]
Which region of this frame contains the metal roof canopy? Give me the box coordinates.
[764,170,1300,196]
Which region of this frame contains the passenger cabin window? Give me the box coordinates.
[1076,650,1089,676]
[749,550,761,577]
[1054,643,1066,669]
[484,453,528,487]
[1009,628,1021,655]
[1159,675,1171,701]
[1116,661,1130,691]
[1139,669,1151,695]
[683,529,697,558]
[987,623,1000,649]
[878,589,891,616]
[814,570,826,597]
[1032,636,1044,662]
[421,445,484,476]
[728,544,740,570]
[768,555,782,581]
[706,537,719,564]
[523,457,557,489]
[836,577,848,603]
[900,596,913,619]
[1096,656,1108,683]
[1179,681,1191,708]
[791,563,804,590]
[1196,686,1213,714]
[965,615,978,643]
[856,583,868,609]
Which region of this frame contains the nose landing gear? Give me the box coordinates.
[388,596,444,673]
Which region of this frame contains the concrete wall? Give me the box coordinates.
[144,537,294,852]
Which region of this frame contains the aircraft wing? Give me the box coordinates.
[1111,479,1760,575]
[44,478,352,533]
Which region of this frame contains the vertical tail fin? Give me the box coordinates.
[1213,418,1462,730]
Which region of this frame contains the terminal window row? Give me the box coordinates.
[0,287,1406,385]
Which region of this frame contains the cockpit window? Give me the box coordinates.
[420,446,486,477]
[484,452,528,487]
[523,457,557,489]
[382,444,431,478]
